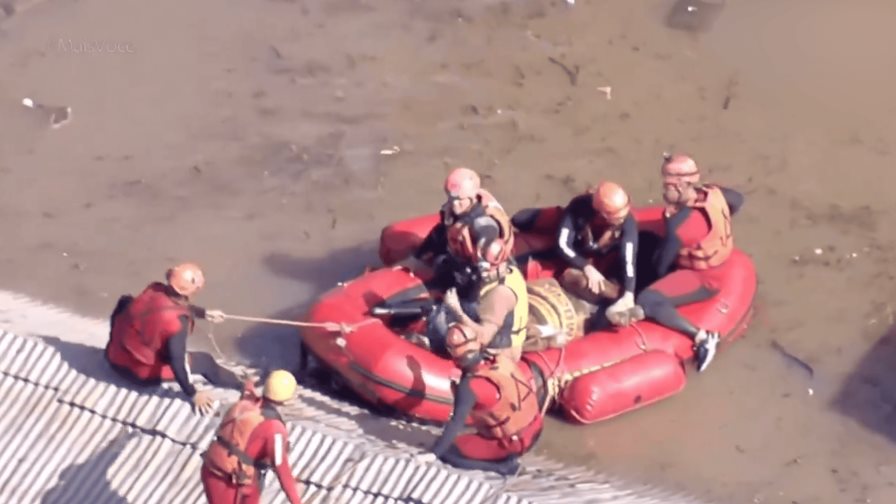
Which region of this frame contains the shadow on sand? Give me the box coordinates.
[831,324,896,443]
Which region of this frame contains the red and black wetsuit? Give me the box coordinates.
[415,203,502,297]
[202,401,303,504]
[431,357,546,476]
[106,283,241,397]
[106,283,205,396]
[635,187,744,337]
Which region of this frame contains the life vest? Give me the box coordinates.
[109,282,193,366]
[567,195,621,256]
[469,355,540,441]
[203,394,281,485]
[674,185,734,270]
[479,265,529,350]
[585,213,623,254]
[444,189,515,267]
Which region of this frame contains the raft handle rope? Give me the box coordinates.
[630,321,650,352]
[529,346,628,414]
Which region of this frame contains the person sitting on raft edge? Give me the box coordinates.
[395,166,516,300]
[418,322,546,476]
[513,180,643,327]
[106,262,245,415]
[634,153,745,372]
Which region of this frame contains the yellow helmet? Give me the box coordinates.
[263,369,298,403]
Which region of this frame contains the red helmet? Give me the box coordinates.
[166,262,205,297]
[444,167,481,200]
[590,181,631,222]
[446,323,482,362]
[661,153,700,185]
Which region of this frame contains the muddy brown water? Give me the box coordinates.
[2,0,896,502]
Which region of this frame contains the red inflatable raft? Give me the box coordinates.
[303,206,756,425]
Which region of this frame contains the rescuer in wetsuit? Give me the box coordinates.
[420,323,546,476]
[201,370,304,504]
[635,154,745,372]
[440,238,530,362]
[394,167,519,356]
[397,167,515,296]
[106,263,243,415]
[515,181,642,327]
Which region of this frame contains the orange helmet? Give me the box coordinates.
[444,167,481,200]
[590,181,631,223]
[661,153,700,185]
[445,323,482,363]
[166,262,205,297]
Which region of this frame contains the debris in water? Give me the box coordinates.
[22,97,72,129]
[665,0,726,33]
[379,146,401,155]
[813,248,823,255]
[596,86,612,100]
[770,340,816,396]
[547,56,579,86]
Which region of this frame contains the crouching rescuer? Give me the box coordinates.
[201,370,304,504]
[426,323,548,476]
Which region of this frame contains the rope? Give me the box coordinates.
[529,347,566,415]
[220,313,363,331]
[631,321,650,352]
[201,317,380,380]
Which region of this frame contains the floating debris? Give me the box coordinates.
[770,340,816,396]
[666,0,727,33]
[379,146,401,155]
[547,56,579,86]
[596,86,612,100]
[22,97,72,129]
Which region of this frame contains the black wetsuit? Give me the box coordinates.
[513,195,639,294]
[635,187,745,337]
[416,203,501,298]
[414,204,503,354]
[556,194,639,295]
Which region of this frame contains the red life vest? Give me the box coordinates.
[109,282,193,366]
[468,355,540,441]
[444,189,515,267]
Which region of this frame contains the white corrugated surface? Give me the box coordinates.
[0,290,715,504]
